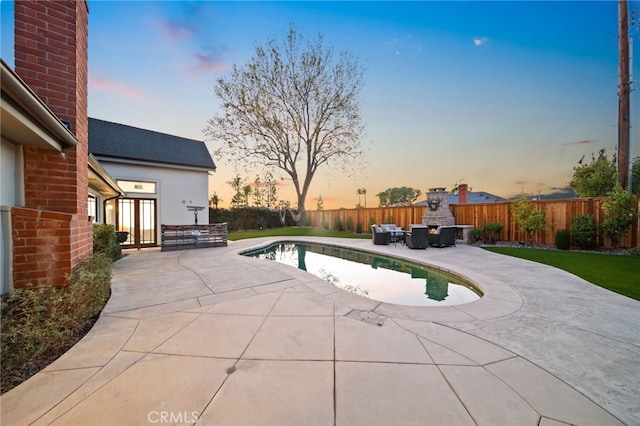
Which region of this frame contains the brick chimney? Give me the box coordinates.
[12,0,92,287]
[458,184,468,204]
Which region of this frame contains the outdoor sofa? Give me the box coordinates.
[380,224,405,244]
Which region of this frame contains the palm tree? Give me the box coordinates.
[210,193,221,209]
[357,188,367,208]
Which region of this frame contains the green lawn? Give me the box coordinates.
[483,247,640,301]
[228,226,371,241]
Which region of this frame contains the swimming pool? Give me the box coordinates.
[243,242,482,307]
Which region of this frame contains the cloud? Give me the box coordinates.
[89,74,145,100]
[154,2,209,40]
[156,18,194,40]
[561,139,593,146]
[193,52,228,73]
[154,6,229,76]
[473,37,488,46]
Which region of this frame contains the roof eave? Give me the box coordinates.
[88,154,126,198]
[1,59,77,150]
[92,155,216,172]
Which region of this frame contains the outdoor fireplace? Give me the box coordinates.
[421,187,455,227]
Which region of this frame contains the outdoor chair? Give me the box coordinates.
[427,226,458,248]
[371,225,390,245]
[405,225,428,249]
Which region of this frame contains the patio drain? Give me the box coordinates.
[345,309,387,326]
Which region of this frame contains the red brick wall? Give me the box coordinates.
[12,0,91,288]
[11,208,72,287]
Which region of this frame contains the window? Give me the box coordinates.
[116,180,156,194]
[88,195,97,222]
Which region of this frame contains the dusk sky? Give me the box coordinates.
[2,1,639,209]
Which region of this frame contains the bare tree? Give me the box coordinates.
[206,24,365,223]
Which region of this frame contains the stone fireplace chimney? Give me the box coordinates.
[458,184,468,204]
[11,0,92,287]
[421,187,455,227]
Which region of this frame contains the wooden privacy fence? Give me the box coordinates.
[161,223,228,251]
[305,196,640,248]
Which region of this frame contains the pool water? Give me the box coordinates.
[243,242,482,307]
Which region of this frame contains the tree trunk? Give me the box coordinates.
[295,192,307,225]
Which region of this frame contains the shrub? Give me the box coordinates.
[600,183,637,248]
[345,216,354,232]
[333,216,343,231]
[554,229,571,250]
[512,197,546,243]
[571,214,597,250]
[209,207,284,231]
[355,223,363,234]
[92,223,121,261]
[484,222,503,244]
[471,226,485,242]
[1,253,112,393]
[630,247,640,256]
[67,253,112,316]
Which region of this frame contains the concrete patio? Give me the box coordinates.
[1,237,638,425]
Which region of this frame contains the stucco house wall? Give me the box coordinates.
[1,138,22,293]
[98,160,210,226]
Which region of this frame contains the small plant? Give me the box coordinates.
[471,226,485,242]
[345,216,354,232]
[484,222,503,244]
[630,247,640,256]
[571,214,598,250]
[554,229,571,250]
[332,216,344,232]
[512,197,546,245]
[600,183,637,248]
[356,223,363,234]
[92,223,121,262]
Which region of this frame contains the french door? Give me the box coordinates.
[117,198,157,248]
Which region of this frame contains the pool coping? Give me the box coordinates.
[234,237,525,322]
